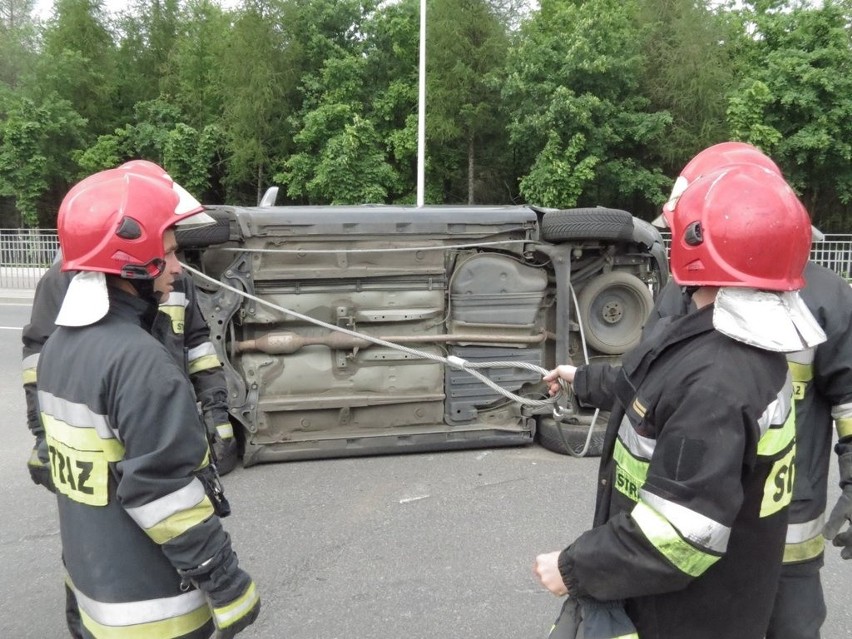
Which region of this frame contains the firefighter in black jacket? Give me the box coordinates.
[37,169,260,638]
[23,161,238,493]
[535,160,825,638]
[23,266,239,484]
[643,143,852,639]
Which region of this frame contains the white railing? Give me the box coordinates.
[0,229,60,290]
[811,235,852,279]
[2,229,852,290]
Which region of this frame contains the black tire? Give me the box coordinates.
[537,416,607,457]
[541,208,635,243]
[576,270,654,355]
[176,210,232,248]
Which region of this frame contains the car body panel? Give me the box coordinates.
[181,204,667,465]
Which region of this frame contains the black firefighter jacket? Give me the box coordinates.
[558,304,796,639]
[646,263,852,568]
[37,287,230,638]
[22,263,230,444]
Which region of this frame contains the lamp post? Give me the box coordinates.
[416,0,426,207]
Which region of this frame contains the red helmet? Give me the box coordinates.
[119,159,170,179]
[119,159,206,217]
[656,142,782,226]
[58,171,205,279]
[680,141,781,180]
[665,164,811,291]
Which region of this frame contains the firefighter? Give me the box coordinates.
[535,161,825,638]
[37,169,260,638]
[22,162,239,489]
[645,142,852,639]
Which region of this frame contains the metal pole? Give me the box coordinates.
[416,0,427,208]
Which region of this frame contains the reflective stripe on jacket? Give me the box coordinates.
[560,304,793,639]
[23,266,231,446]
[647,264,852,565]
[38,288,228,639]
[152,274,230,428]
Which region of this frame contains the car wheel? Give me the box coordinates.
[537,416,607,457]
[541,208,635,242]
[176,210,232,248]
[576,270,653,355]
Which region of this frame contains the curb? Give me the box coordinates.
[0,289,34,302]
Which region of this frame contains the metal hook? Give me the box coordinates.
[552,379,574,420]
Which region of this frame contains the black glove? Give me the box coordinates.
[27,435,55,493]
[179,539,260,638]
[823,452,852,560]
[204,408,239,476]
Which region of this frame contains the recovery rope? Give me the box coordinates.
[181,260,562,412]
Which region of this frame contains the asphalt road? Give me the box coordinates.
[1,295,849,638]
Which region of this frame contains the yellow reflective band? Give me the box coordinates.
[761,446,796,518]
[147,496,216,545]
[79,601,211,639]
[613,439,649,503]
[158,304,186,335]
[22,353,39,383]
[195,451,211,473]
[188,354,221,375]
[42,414,125,507]
[788,362,812,401]
[757,401,796,458]
[216,423,234,439]
[631,500,721,578]
[787,361,813,383]
[631,398,647,418]
[836,418,852,440]
[783,535,825,564]
[213,581,259,629]
[42,413,125,461]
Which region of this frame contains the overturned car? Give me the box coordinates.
[177,196,668,466]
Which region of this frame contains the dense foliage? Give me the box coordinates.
[1,0,850,230]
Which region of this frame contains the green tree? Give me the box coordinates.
[159,0,231,129]
[74,97,222,200]
[0,0,38,89]
[637,0,738,175]
[218,0,291,204]
[0,93,86,225]
[112,0,183,117]
[426,0,510,203]
[362,0,421,202]
[276,0,410,204]
[502,0,671,215]
[285,105,398,203]
[726,0,852,230]
[36,0,117,136]
[163,121,224,196]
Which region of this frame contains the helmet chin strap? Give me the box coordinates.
[127,277,158,301]
[120,258,166,305]
[126,277,164,327]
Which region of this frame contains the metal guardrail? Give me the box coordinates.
[811,235,852,280]
[2,228,852,290]
[0,229,59,290]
